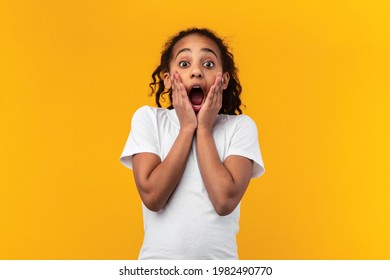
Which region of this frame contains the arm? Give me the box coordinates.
[196,129,253,216]
[196,74,253,216]
[132,127,195,212]
[132,72,197,212]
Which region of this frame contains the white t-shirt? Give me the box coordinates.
[120,106,264,259]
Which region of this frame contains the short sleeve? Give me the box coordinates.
[120,106,160,169]
[226,115,265,178]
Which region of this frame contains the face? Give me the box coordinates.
[164,34,230,112]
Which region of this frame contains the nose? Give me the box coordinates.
[191,72,202,78]
[191,66,203,78]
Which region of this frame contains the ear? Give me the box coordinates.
[163,72,171,89]
[222,72,230,89]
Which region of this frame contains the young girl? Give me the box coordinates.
[120,28,264,260]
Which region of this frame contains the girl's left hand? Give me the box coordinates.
[197,73,223,131]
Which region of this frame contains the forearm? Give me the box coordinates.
[134,127,195,211]
[196,128,240,215]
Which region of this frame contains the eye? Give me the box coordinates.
[203,61,215,68]
[179,61,190,67]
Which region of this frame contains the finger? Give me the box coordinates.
[173,75,184,108]
[209,74,223,105]
[174,73,192,110]
[174,74,184,99]
[172,74,177,93]
[175,73,187,99]
[216,75,223,105]
[216,73,223,92]
[215,87,223,111]
[171,74,178,105]
[175,71,182,84]
[206,75,219,103]
[203,86,214,108]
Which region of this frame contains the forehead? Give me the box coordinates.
[172,34,221,58]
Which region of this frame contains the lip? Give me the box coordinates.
[187,84,206,112]
[192,104,202,112]
[186,84,206,94]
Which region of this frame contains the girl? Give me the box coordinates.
[120,28,264,260]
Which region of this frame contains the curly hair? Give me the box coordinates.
[149,28,243,115]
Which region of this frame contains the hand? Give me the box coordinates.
[197,73,223,131]
[171,71,197,131]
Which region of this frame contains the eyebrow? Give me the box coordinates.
[175,48,218,59]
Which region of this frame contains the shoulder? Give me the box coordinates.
[133,105,158,117]
[130,106,157,129]
[235,114,256,126]
[217,114,257,131]
[132,106,168,121]
[131,106,177,129]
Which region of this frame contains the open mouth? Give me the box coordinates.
[189,86,205,111]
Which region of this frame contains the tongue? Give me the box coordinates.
[190,89,204,105]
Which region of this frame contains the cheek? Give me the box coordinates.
[208,73,219,83]
[168,62,177,72]
[169,65,181,74]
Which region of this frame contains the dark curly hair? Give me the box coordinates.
[149,28,243,115]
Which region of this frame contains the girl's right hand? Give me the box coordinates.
[171,72,197,131]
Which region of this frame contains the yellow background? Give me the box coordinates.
[1,0,389,259]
